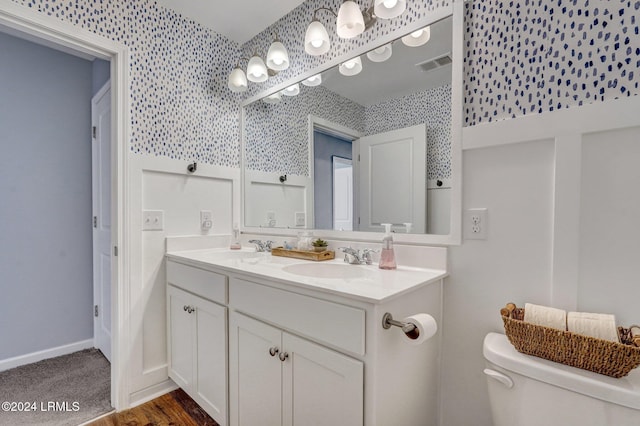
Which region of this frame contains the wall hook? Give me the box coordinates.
[279,174,287,183]
[187,162,197,173]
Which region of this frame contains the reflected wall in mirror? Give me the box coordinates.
[243,16,453,236]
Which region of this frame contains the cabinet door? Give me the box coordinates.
[167,285,194,390]
[229,312,282,426]
[194,297,227,425]
[283,333,364,426]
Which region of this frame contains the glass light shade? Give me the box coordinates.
[228,67,248,92]
[302,74,322,87]
[366,43,393,62]
[263,92,282,104]
[305,20,330,55]
[339,56,363,76]
[246,55,268,82]
[374,0,406,19]
[401,26,431,47]
[336,1,365,39]
[282,83,300,96]
[266,40,289,71]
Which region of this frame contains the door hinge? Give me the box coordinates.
[93,216,98,228]
[358,154,360,161]
[358,217,361,225]
[94,305,99,317]
[92,126,97,139]
[113,246,118,257]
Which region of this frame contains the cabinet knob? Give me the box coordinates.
[183,305,188,312]
[269,346,279,357]
[184,305,195,314]
[279,352,289,362]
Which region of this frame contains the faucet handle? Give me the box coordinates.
[361,248,378,265]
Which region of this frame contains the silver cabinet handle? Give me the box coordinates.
[183,305,188,311]
[269,346,279,357]
[184,305,195,314]
[279,352,289,362]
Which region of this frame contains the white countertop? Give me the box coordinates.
[166,248,447,304]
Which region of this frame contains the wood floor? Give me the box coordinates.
[88,388,219,426]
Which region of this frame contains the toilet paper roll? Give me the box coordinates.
[524,303,567,331]
[402,313,438,345]
[567,311,619,342]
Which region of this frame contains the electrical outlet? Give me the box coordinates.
[200,210,213,231]
[142,210,164,231]
[295,212,306,227]
[464,208,488,240]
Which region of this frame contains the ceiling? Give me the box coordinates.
[155,0,306,45]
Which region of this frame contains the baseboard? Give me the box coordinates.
[0,339,94,372]
[128,379,178,409]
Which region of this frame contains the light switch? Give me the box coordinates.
[142,210,164,231]
[295,212,306,227]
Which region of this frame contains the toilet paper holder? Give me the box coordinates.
[382,312,418,337]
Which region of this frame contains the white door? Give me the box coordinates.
[167,285,194,389]
[229,312,283,426]
[358,124,426,233]
[282,332,363,426]
[333,157,353,231]
[92,80,112,361]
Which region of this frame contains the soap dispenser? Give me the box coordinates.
[230,223,241,250]
[379,223,397,270]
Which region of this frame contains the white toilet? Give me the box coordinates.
[483,332,640,426]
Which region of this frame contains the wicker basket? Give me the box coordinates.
[501,306,640,378]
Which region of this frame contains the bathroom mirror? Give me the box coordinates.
[241,4,462,245]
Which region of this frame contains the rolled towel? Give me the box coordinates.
[567,311,619,342]
[524,303,567,331]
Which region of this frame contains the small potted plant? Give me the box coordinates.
[311,238,328,252]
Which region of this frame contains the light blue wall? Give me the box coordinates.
[92,59,110,96]
[0,32,94,360]
[313,131,353,230]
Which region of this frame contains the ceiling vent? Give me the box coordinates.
[415,53,452,73]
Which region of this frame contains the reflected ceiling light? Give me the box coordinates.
[401,26,431,47]
[228,61,248,92]
[337,1,365,38]
[305,1,380,56]
[366,43,393,62]
[227,33,290,92]
[282,83,300,96]
[266,32,290,71]
[263,92,282,104]
[302,73,322,86]
[374,0,406,19]
[339,56,363,76]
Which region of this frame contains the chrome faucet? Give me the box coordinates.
[249,239,274,252]
[338,247,378,265]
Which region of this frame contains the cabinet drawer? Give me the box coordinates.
[230,277,365,356]
[167,261,227,304]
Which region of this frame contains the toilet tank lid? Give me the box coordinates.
[483,332,640,410]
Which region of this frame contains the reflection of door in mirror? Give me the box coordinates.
[332,157,353,231]
[313,129,353,230]
[358,124,426,234]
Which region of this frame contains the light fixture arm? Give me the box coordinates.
[312,6,338,20]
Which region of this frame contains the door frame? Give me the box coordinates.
[0,1,131,410]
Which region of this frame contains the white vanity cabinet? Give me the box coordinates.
[166,261,228,425]
[229,311,364,426]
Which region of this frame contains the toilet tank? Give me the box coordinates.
[483,333,640,426]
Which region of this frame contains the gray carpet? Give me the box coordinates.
[0,349,112,425]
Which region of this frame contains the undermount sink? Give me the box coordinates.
[283,263,368,279]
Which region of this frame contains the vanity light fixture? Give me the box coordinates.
[266,32,290,71]
[281,83,300,96]
[302,73,323,87]
[263,92,282,104]
[366,43,393,62]
[401,26,431,47]
[227,33,290,92]
[304,1,378,56]
[339,56,363,76]
[374,0,406,19]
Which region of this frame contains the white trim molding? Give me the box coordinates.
[0,339,94,373]
[462,95,640,311]
[0,0,131,410]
